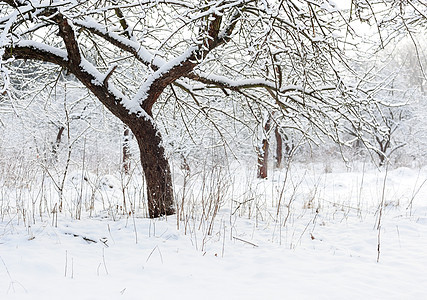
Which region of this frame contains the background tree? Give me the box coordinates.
[340,1,427,166]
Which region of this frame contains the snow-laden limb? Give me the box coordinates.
[2,41,150,120]
[73,17,166,69]
[77,56,151,120]
[132,46,198,107]
[15,40,69,61]
[188,71,336,96]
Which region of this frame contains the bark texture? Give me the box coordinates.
[258,117,272,179]
[132,120,174,217]
[122,126,131,174]
[275,126,282,168]
[258,139,269,179]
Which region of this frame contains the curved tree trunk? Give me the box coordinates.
[130,119,175,218]
[3,5,233,219]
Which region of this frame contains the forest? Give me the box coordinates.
[0,1,426,299]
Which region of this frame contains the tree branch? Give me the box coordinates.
[3,43,68,68]
[138,8,243,114]
[57,15,81,66]
[114,5,131,39]
[73,18,163,69]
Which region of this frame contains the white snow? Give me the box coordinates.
[16,40,68,61]
[1,163,427,299]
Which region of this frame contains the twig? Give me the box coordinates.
[376,163,389,263]
[102,248,109,275]
[103,65,117,86]
[146,246,163,264]
[232,236,258,247]
[65,250,68,277]
[64,232,97,244]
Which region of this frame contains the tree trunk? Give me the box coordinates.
[122,125,131,174]
[274,126,282,168]
[51,126,65,162]
[258,117,272,179]
[258,138,269,178]
[130,118,175,218]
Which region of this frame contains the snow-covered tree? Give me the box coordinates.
[342,1,427,166]
[1,0,386,218]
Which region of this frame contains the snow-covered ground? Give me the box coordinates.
[1,163,427,299]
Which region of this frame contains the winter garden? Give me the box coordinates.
[0,1,427,299]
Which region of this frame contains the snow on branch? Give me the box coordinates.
[132,45,198,107]
[187,71,335,96]
[73,17,166,69]
[4,40,68,64]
